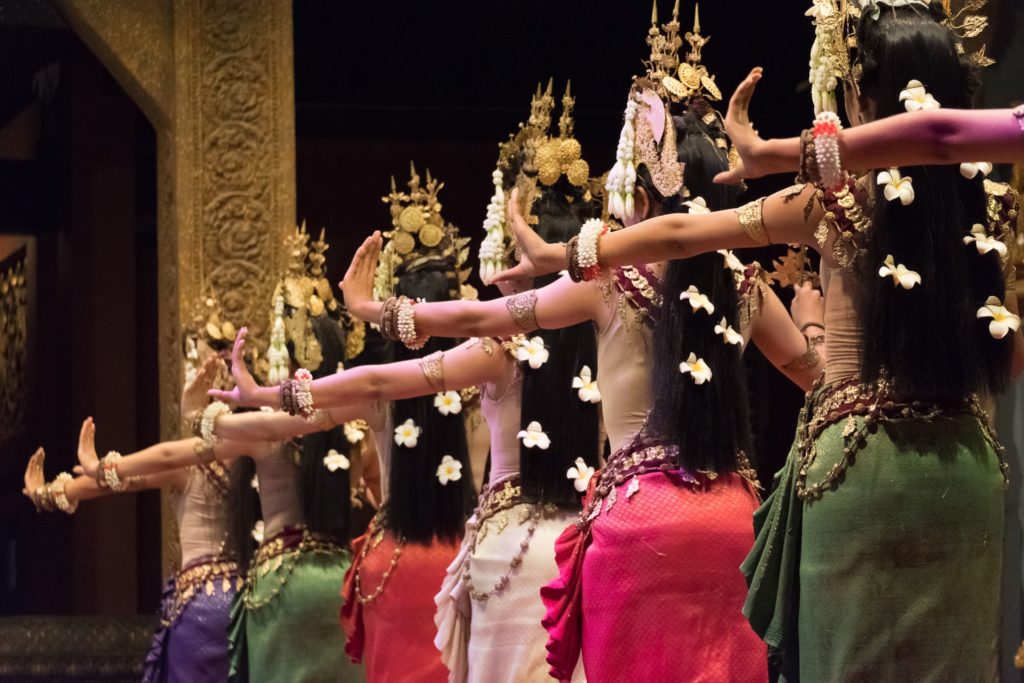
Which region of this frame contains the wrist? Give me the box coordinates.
[255,385,281,409]
[354,300,381,324]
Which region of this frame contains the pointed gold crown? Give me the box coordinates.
[374,163,472,301]
[186,288,237,349]
[642,2,721,104]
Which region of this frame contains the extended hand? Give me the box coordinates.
[490,188,566,283]
[340,231,382,322]
[181,355,223,420]
[207,327,259,405]
[790,281,825,330]
[22,447,45,499]
[714,67,769,185]
[75,417,100,478]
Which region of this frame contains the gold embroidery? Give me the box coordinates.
[737,197,770,245]
[418,350,446,392]
[506,290,539,333]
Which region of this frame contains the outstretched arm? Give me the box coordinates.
[714,67,1024,184]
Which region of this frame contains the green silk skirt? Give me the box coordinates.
[229,529,366,683]
[744,383,1005,681]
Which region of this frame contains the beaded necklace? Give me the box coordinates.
[353,513,404,605]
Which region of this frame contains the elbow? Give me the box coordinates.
[922,112,959,164]
[363,370,387,402]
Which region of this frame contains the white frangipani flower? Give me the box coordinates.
[516,336,550,369]
[251,475,260,491]
[393,418,421,448]
[679,285,715,315]
[517,421,551,450]
[717,249,744,273]
[960,161,993,180]
[977,296,1021,339]
[433,391,463,416]
[899,80,940,112]
[963,223,1008,257]
[878,254,922,290]
[323,449,350,472]
[877,169,915,206]
[679,353,713,385]
[435,455,463,485]
[683,196,710,214]
[343,421,366,444]
[251,520,265,544]
[572,365,602,403]
[566,457,595,493]
[714,317,744,345]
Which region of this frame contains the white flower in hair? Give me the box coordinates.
[251,475,260,491]
[899,80,941,112]
[714,317,744,346]
[717,249,744,273]
[393,418,421,448]
[323,449,350,472]
[516,336,550,369]
[679,285,716,315]
[878,254,922,290]
[517,421,551,450]
[572,365,602,404]
[960,161,993,180]
[566,457,595,493]
[977,296,1021,340]
[343,421,366,444]
[434,391,463,416]
[683,196,710,214]
[963,223,1008,257]
[435,455,463,486]
[877,169,915,206]
[251,520,265,544]
[679,353,713,385]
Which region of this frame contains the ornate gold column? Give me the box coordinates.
[51,0,296,573]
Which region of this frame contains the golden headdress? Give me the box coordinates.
[373,163,473,302]
[606,2,724,219]
[479,80,598,283]
[182,289,237,384]
[807,0,993,115]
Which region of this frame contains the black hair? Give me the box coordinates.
[643,106,754,473]
[854,5,1010,399]
[518,180,602,508]
[225,314,353,571]
[382,265,475,545]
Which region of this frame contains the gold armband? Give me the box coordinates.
[418,351,446,393]
[737,197,770,246]
[506,290,539,333]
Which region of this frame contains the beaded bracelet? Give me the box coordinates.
[565,236,584,283]
[378,296,400,341]
[98,451,128,492]
[50,473,78,514]
[797,129,819,186]
[200,401,231,444]
[293,369,316,420]
[32,484,55,512]
[396,296,428,350]
[577,219,608,282]
[280,379,296,415]
[812,111,846,191]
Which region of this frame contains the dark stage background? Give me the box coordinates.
[0,0,1019,621]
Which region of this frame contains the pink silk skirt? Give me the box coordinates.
[542,471,767,683]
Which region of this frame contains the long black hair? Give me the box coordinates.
[518,180,602,508]
[226,314,354,572]
[644,106,753,474]
[383,265,475,545]
[854,5,1010,399]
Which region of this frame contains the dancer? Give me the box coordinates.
[336,7,821,681]
[493,2,1023,678]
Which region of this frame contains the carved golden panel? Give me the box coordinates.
[0,251,28,444]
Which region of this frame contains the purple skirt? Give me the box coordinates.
[142,557,239,683]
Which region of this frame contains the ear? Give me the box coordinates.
[634,186,652,221]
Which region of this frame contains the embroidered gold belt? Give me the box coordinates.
[164,555,240,626]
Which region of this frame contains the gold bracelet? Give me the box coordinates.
[737,197,770,246]
[506,290,539,333]
[783,336,820,372]
[418,351,446,393]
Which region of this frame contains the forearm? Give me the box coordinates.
[309,362,433,407]
[406,299,524,339]
[64,469,183,503]
[213,411,321,442]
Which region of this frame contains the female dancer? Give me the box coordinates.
[336,8,822,681]
[23,354,256,683]
[492,3,1024,679]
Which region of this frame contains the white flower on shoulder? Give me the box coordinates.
[877,169,915,206]
[517,421,551,450]
[393,418,421,448]
[977,296,1021,340]
[343,421,366,444]
[434,391,463,416]
[679,353,713,385]
[566,457,595,493]
[717,249,744,273]
[516,336,550,369]
[679,285,715,315]
[683,196,710,214]
[714,317,744,345]
[251,520,265,544]
[436,455,463,486]
[960,161,993,180]
[899,80,941,112]
[251,475,260,491]
[323,449,350,472]
[878,254,922,290]
[572,365,602,403]
[963,223,1008,257]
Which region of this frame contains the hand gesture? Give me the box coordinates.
[790,281,825,331]
[75,417,99,478]
[182,354,224,421]
[22,448,45,501]
[714,67,769,185]
[490,188,566,283]
[207,327,260,406]
[340,231,382,322]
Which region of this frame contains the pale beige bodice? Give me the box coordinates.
[820,262,863,386]
[176,467,230,566]
[254,445,302,538]
[479,351,523,487]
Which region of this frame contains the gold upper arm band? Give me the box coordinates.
[737,197,770,246]
[506,290,540,333]
[419,350,446,393]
